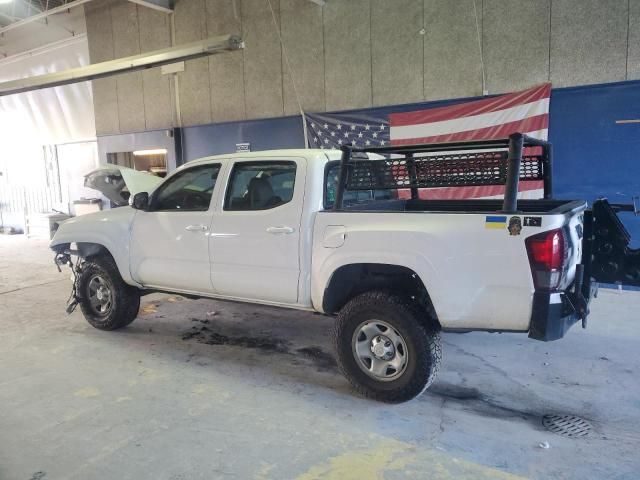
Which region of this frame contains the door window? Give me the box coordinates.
[151,164,221,211]
[224,161,296,211]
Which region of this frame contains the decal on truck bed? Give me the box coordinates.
[508,216,523,236]
[524,216,543,227]
[485,215,507,229]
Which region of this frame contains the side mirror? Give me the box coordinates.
[132,192,149,211]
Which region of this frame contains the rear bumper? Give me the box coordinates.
[528,287,593,341]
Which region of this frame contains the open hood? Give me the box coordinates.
[84,166,164,206]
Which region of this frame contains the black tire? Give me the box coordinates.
[77,255,140,331]
[333,291,441,403]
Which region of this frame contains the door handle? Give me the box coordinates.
[266,226,294,234]
[185,224,209,232]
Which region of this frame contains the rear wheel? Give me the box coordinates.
[78,256,140,331]
[334,291,441,403]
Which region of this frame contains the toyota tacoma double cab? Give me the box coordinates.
[51,133,640,403]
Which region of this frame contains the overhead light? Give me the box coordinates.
[133,148,168,156]
[0,0,13,4]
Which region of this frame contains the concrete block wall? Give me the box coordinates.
[86,0,640,136]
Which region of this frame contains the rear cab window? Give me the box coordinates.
[324,161,397,210]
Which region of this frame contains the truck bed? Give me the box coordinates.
[312,201,585,333]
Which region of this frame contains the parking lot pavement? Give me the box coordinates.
[1,234,639,479]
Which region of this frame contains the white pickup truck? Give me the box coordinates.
[51,134,639,402]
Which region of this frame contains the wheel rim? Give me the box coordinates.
[86,274,113,316]
[351,320,409,382]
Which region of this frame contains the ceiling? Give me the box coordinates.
[0,0,322,60]
[0,0,72,28]
[0,0,87,59]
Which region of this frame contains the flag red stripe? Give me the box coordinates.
[397,181,544,200]
[390,114,548,145]
[389,83,550,127]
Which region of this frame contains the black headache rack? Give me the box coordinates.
[332,132,553,212]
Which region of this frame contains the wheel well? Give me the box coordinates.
[322,263,439,324]
[52,241,114,262]
[76,242,113,260]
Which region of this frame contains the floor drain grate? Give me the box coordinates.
[542,414,592,438]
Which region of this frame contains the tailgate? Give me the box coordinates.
[561,201,588,290]
[584,198,640,287]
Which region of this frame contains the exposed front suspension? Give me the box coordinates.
[54,250,85,314]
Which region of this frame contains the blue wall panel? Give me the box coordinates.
[549,81,640,245]
[182,115,305,161]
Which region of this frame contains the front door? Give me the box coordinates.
[130,163,222,293]
[210,158,305,304]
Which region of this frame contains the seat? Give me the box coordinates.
[247,177,281,209]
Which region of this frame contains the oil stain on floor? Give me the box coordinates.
[182,318,338,373]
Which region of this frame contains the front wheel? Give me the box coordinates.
[333,291,441,403]
[77,256,140,331]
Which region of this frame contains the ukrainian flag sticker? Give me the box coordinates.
[485,215,507,229]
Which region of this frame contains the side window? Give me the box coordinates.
[224,161,296,211]
[152,164,221,211]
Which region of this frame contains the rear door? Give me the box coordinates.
[129,163,222,293]
[210,157,305,303]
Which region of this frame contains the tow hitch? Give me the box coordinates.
[568,264,590,328]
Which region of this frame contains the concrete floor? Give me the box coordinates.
[1,234,639,480]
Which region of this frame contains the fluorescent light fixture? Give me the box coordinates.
[0,35,243,96]
[0,0,13,4]
[133,148,168,156]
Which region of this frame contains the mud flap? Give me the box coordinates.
[585,199,640,287]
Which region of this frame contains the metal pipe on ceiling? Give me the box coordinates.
[0,0,172,34]
[0,11,18,24]
[0,34,244,97]
[0,0,94,34]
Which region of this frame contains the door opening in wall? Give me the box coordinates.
[107,149,168,178]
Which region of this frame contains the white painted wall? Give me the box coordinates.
[0,35,96,144]
[0,35,99,228]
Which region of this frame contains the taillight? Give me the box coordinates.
[525,229,566,290]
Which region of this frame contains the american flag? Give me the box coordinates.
[306,83,551,199]
[306,115,391,149]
